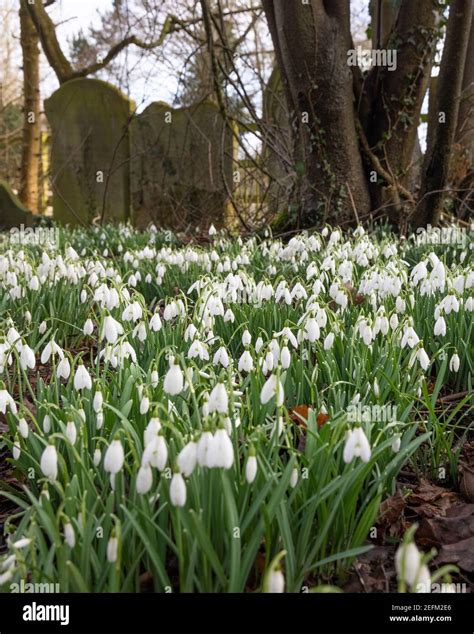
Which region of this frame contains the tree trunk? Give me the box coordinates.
[364,0,438,222]
[456,12,474,164]
[370,0,399,49]
[417,0,473,226]
[262,0,370,228]
[19,1,41,213]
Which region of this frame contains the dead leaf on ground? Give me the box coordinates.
[436,536,474,573]
[374,489,408,541]
[406,478,462,519]
[417,504,474,548]
[288,405,329,429]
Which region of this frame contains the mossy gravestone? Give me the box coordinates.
[130,101,235,229]
[45,78,134,225]
[0,180,34,230]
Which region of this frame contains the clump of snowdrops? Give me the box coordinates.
[0,222,472,592]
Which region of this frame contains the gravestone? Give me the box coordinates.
[130,100,236,229]
[0,180,34,230]
[44,78,134,225]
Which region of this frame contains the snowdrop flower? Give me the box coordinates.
[144,417,161,445]
[277,327,298,349]
[163,357,184,395]
[151,369,159,388]
[343,428,371,463]
[66,421,77,445]
[101,315,123,344]
[255,337,264,353]
[197,431,216,468]
[238,350,253,373]
[417,348,430,371]
[396,297,406,313]
[401,326,419,349]
[133,322,147,342]
[184,324,198,342]
[56,357,71,380]
[392,435,401,453]
[20,344,35,371]
[142,435,168,471]
[104,440,125,475]
[170,472,187,507]
[395,542,426,589]
[12,440,21,460]
[304,318,320,342]
[208,383,229,414]
[11,537,31,550]
[242,330,252,346]
[290,467,299,488]
[213,428,234,469]
[140,395,150,415]
[223,308,235,323]
[73,364,92,391]
[0,569,13,586]
[41,340,64,365]
[0,390,17,415]
[209,224,217,236]
[18,418,29,439]
[122,302,142,322]
[449,353,460,373]
[107,536,119,563]
[444,295,459,314]
[389,313,399,330]
[149,313,162,332]
[83,319,94,336]
[40,444,58,482]
[96,411,104,430]
[213,346,230,368]
[323,332,335,350]
[266,568,285,593]
[93,390,103,413]
[245,451,257,484]
[38,320,47,335]
[260,374,284,407]
[434,316,446,337]
[93,448,102,467]
[43,415,51,434]
[188,339,209,361]
[373,378,380,398]
[64,523,75,548]
[177,441,198,477]
[280,346,291,369]
[136,464,153,494]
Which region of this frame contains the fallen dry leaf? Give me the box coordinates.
[417,504,474,547]
[288,405,329,429]
[406,478,461,519]
[435,536,474,573]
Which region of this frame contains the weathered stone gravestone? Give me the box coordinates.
[0,180,34,230]
[45,78,134,225]
[130,101,236,229]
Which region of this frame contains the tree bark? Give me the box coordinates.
[417,0,473,226]
[262,0,370,228]
[456,12,474,163]
[19,1,41,213]
[364,0,438,222]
